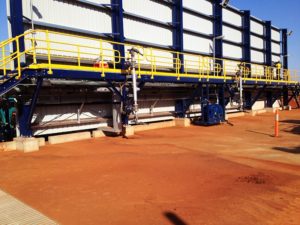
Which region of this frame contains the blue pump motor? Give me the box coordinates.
[202,104,224,125]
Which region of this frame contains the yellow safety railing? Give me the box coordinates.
[0,29,299,84]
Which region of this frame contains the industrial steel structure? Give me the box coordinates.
[0,0,299,140]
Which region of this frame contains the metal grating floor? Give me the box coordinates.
[0,189,58,225]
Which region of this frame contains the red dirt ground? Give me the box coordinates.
[1,110,300,225]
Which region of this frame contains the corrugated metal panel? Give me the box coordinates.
[251,50,264,63]
[223,43,242,59]
[272,55,280,62]
[271,29,280,42]
[123,0,172,23]
[137,100,175,114]
[223,25,242,43]
[24,30,114,61]
[34,104,111,124]
[183,12,213,34]
[23,0,112,33]
[82,0,111,4]
[124,17,172,46]
[250,20,264,35]
[182,0,213,15]
[223,8,242,27]
[183,34,212,54]
[251,35,264,49]
[271,42,281,54]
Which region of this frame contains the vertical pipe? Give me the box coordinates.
[274,109,279,137]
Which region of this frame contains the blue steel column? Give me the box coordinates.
[172,0,184,73]
[265,21,272,66]
[242,11,251,66]
[281,29,289,107]
[281,29,288,69]
[19,78,43,137]
[213,0,223,72]
[111,0,125,68]
[9,0,25,52]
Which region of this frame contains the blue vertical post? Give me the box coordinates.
[9,0,24,51]
[111,0,125,69]
[10,0,25,67]
[265,21,272,66]
[281,29,289,107]
[213,0,223,70]
[281,29,288,69]
[218,84,225,121]
[19,78,43,137]
[172,0,184,73]
[242,10,251,74]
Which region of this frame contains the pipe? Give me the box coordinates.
[239,76,243,110]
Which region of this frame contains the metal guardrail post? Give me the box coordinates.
[45,30,53,75]
[2,47,6,76]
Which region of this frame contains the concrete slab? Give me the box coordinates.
[14,137,39,153]
[174,118,191,127]
[92,130,105,138]
[38,137,46,147]
[225,112,245,119]
[134,121,175,132]
[1,141,17,151]
[251,109,267,116]
[124,126,135,137]
[48,131,91,145]
[0,189,58,225]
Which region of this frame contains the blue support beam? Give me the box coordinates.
[218,84,225,121]
[213,0,223,69]
[19,78,43,137]
[281,29,288,69]
[242,10,251,64]
[265,21,272,66]
[111,0,125,69]
[172,0,184,73]
[9,0,25,52]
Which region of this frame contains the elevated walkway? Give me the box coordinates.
[0,29,299,96]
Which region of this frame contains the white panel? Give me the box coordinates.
[183,34,212,54]
[271,29,280,42]
[22,0,112,33]
[183,12,213,34]
[272,42,281,54]
[223,43,242,59]
[25,30,114,62]
[223,9,242,27]
[251,50,264,63]
[251,35,264,49]
[272,55,280,62]
[250,20,264,35]
[223,26,242,43]
[124,45,173,68]
[123,0,172,23]
[182,0,213,15]
[82,0,111,4]
[124,18,172,46]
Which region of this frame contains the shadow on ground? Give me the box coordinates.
[281,120,300,135]
[273,146,300,154]
[164,212,189,225]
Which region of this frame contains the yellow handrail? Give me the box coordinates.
[0,29,299,85]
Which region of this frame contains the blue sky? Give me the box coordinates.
[0,0,299,69]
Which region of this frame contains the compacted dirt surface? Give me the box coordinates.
[1,110,300,225]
